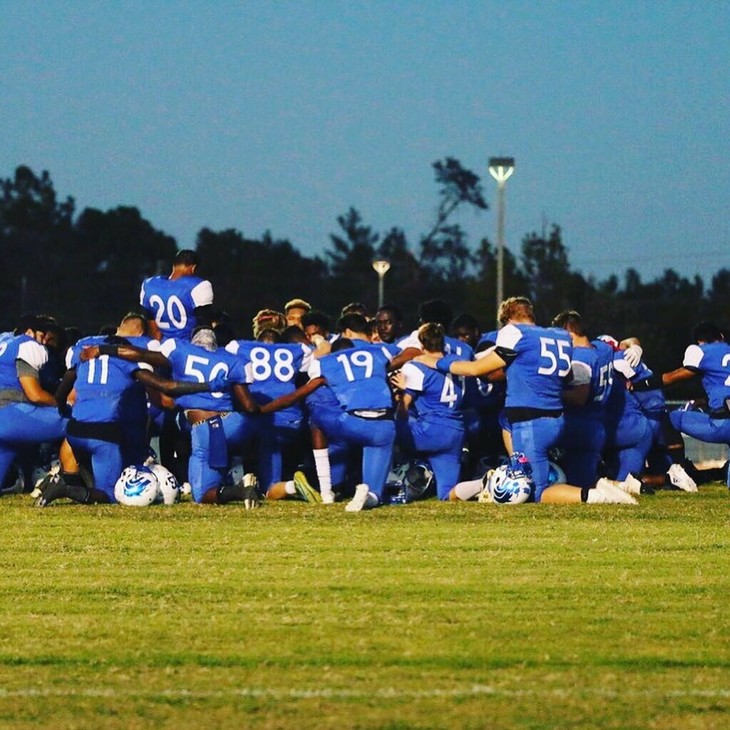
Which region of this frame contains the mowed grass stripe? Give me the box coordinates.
[2,686,730,699]
[0,487,728,728]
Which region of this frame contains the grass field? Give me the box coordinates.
[1,486,728,729]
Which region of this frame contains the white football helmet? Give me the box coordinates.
[484,452,535,505]
[114,465,159,507]
[149,464,180,505]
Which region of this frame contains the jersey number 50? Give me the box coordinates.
[184,355,229,399]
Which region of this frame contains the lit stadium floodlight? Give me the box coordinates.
[488,157,515,326]
[372,260,391,308]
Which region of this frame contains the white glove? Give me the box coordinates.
[623,344,643,368]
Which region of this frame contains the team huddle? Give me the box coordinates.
[1,249,729,511]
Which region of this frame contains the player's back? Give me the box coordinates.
[499,324,572,411]
[605,350,645,423]
[401,360,464,423]
[69,336,148,423]
[161,338,247,412]
[227,340,310,402]
[316,344,393,412]
[140,275,212,340]
[569,341,614,415]
[685,341,730,410]
[620,358,666,415]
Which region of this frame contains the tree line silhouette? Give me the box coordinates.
[2,162,728,392]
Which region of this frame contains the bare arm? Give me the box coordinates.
[448,350,507,377]
[388,347,420,371]
[134,369,212,397]
[662,367,696,387]
[396,391,414,420]
[259,377,324,413]
[79,343,169,369]
[54,369,78,411]
[232,383,261,414]
[19,374,57,407]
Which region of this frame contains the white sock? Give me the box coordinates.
[586,487,609,504]
[592,478,637,504]
[313,448,332,493]
[453,479,484,501]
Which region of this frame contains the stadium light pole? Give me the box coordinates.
[488,157,515,326]
[372,260,391,308]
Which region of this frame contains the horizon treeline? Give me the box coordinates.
[1,163,728,393]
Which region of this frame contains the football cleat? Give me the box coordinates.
[293,470,322,504]
[242,473,262,510]
[618,473,642,495]
[667,464,698,493]
[35,475,70,507]
[345,483,371,512]
[591,478,638,505]
[30,471,58,500]
[477,469,495,503]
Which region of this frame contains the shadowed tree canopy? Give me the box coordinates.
[521,225,589,324]
[421,157,488,248]
[196,227,327,337]
[0,161,726,383]
[1,165,75,230]
[324,207,380,311]
[375,227,423,324]
[0,166,176,331]
[75,206,177,326]
[0,166,76,321]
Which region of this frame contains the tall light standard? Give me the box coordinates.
[488,157,515,326]
[372,260,391,308]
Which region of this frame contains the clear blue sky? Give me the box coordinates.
[3,1,728,282]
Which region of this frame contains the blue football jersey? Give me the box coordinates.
[401,360,464,423]
[160,339,249,411]
[567,341,614,414]
[496,324,573,410]
[614,356,666,415]
[226,340,311,423]
[139,275,214,340]
[606,350,646,422]
[69,336,152,423]
[682,342,730,410]
[352,338,398,362]
[444,336,474,360]
[0,334,48,391]
[309,344,393,412]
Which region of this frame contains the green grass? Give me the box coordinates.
[1,486,729,729]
